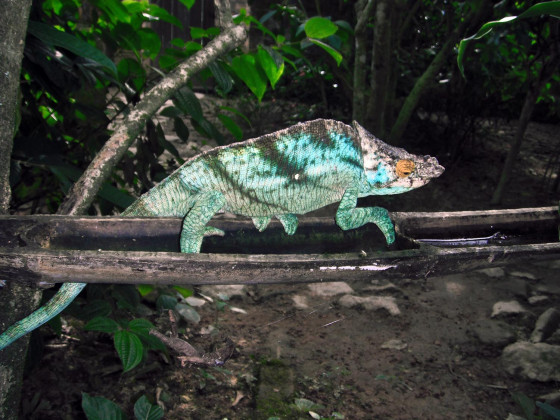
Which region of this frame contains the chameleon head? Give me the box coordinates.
[352,121,445,196]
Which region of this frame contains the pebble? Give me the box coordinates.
[502,341,560,382]
[491,301,527,318]
[478,267,505,278]
[472,319,515,346]
[510,271,537,280]
[528,295,549,305]
[381,338,408,350]
[308,282,353,297]
[530,308,560,343]
[338,295,400,316]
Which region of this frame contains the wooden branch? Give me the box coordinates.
[0,207,557,287]
[57,0,247,216]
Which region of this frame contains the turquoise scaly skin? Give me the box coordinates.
[0,119,444,350]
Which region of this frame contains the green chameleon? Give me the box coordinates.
[0,119,444,350]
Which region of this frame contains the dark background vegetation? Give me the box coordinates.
[1,0,559,418]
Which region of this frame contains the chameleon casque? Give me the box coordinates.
[0,119,444,350]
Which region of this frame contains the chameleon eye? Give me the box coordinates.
[396,159,415,178]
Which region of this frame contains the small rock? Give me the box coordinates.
[478,267,506,278]
[501,278,529,299]
[338,295,400,315]
[308,282,353,297]
[510,271,537,280]
[472,320,515,346]
[200,285,246,300]
[364,282,403,295]
[292,294,309,309]
[534,284,560,296]
[530,308,560,343]
[381,338,407,350]
[502,341,560,382]
[528,295,549,305]
[491,301,526,318]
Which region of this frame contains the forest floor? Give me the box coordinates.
[20,112,560,420]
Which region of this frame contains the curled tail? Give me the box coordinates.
[0,282,86,350]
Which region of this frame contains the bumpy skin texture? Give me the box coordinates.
[0,119,444,350]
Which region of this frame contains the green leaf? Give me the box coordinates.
[190,27,208,39]
[173,87,203,120]
[137,284,155,297]
[114,330,144,372]
[27,21,117,76]
[537,401,560,419]
[112,285,141,312]
[178,0,195,10]
[208,61,233,94]
[82,392,125,420]
[457,1,560,77]
[128,318,155,336]
[257,46,284,88]
[511,392,536,420]
[218,114,243,140]
[145,4,183,28]
[156,294,178,311]
[173,285,193,298]
[134,396,164,420]
[155,122,185,164]
[231,54,267,101]
[85,316,120,333]
[159,106,182,118]
[304,17,338,39]
[309,39,343,65]
[75,299,113,321]
[173,117,190,143]
[138,28,161,59]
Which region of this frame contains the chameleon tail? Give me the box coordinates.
[0,282,86,350]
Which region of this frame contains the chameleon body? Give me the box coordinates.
[0,119,443,350]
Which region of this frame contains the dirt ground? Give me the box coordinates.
[19,119,560,419]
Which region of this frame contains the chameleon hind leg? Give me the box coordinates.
[180,190,226,253]
[335,188,395,245]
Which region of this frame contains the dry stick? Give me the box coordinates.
[57,0,247,217]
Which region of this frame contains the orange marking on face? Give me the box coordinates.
[396,159,415,178]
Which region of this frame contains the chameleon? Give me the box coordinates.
[0,119,444,350]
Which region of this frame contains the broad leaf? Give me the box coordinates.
[257,45,284,88]
[134,396,164,420]
[218,114,243,140]
[82,393,125,420]
[231,54,267,101]
[85,316,120,333]
[309,39,343,65]
[114,330,143,372]
[457,1,560,77]
[173,87,203,120]
[27,21,117,76]
[304,17,338,39]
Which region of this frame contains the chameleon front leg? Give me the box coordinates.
[335,187,395,245]
[180,190,226,253]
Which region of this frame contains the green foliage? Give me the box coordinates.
[458,1,560,77]
[82,393,163,420]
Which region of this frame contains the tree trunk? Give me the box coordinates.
[389,0,492,145]
[0,1,36,418]
[491,35,559,204]
[352,0,375,124]
[365,0,394,137]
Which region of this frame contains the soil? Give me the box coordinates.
[19,116,560,420]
